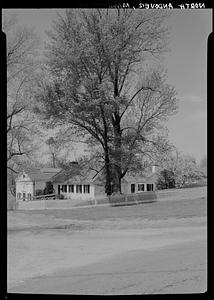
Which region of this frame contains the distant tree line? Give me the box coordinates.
[156,153,207,189]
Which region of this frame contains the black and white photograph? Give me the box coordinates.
[4,6,209,295]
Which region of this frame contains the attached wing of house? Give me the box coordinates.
[122,172,157,194]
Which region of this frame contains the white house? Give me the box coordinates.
[15,164,157,203]
[51,166,157,201]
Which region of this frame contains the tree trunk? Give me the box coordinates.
[111,66,122,194]
[112,114,122,194]
[99,103,112,196]
[104,151,112,195]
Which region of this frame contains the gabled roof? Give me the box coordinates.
[28,172,59,182]
[38,168,61,173]
[52,167,157,185]
[52,168,98,184]
[123,172,157,183]
[16,168,62,182]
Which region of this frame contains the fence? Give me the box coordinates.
[107,192,157,206]
[12,186,206,210]
[15,191,157,210]
[33,194,56,200]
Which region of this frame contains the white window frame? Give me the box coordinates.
[83,185,90,194]
[62,185,67,193]
[146,183,154,191]
[138,183,145,192]
[69,185,74,193]
[76,185,82,193]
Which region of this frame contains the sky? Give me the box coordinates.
[164,9,210,163]
[3,8,211,163]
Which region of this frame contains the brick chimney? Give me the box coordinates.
[152,164,158,173]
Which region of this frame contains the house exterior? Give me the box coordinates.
[15,164,157,203]
[15,168,61,201]
[51,168,157,201]
[121,173,156,194]
[51,168,98,200]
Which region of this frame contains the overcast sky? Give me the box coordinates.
[3,8,211,163]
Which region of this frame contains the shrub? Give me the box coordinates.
[35,189,43,196]
[43,181,54,195]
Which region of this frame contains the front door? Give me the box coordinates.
[131,184,135,193]
[58,185,61,195]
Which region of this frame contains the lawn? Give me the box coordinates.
[14,196,206,222]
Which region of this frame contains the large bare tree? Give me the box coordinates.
[4,12,41,174]
[35,9,178,194]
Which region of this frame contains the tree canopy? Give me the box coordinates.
[34,9,178,194]
[156,152,207,189]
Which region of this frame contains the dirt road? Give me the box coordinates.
[9,238,206,295]
[7,196,207,294]
[8,217,206,294]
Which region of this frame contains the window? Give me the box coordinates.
[76,185,82,193]
[138,184,144,191]
[17,193,21,199]
[147,184,153,191]
[69,185,74,193]
[23,193,26,201]
[62,185,67,192]
[84,185,90,194]
[27,193,32,201]
[131,184,135,193]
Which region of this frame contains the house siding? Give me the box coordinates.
[94,183,106,197]
[16,181,34,201]
[121,182,129,194]
[122,179,156,195]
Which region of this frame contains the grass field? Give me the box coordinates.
[12,196,206,222]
